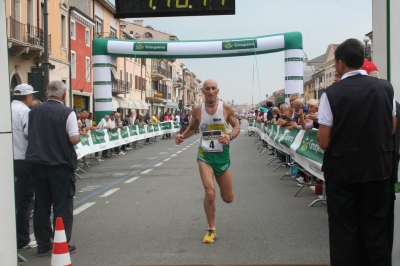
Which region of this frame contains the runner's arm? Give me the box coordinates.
[223,103,240,145]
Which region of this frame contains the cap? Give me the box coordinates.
[361,59,378,75]
[13,84,38,95]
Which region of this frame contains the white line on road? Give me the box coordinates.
[124,176,140,183]
[73,202,96,215]
[163,158,171,161]
[148,157,158,160]
[182,148,187,150]
[99,188,120,198]
[154,162,163,167]
[141,169,153,174]
[131,164,143,168]
[171,154,177,157]
[177,151,182,153]
[159,152,167,154]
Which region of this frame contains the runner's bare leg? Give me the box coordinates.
[216,168,234,203]
[198,160,217,226]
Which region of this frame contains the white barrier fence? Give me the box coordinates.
[74,121,180,159]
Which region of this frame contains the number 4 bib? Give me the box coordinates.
[201,130,223,152]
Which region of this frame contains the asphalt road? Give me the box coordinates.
[20,121,330,265]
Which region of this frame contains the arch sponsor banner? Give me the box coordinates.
[93,32,302,59]
[73,122,179,159]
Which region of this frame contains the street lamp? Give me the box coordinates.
[363,36,371,60]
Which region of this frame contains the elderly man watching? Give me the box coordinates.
[25,80,79,256]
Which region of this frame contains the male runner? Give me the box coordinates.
[175,79,240,243]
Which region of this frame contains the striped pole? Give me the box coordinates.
[284,49,304,102]
[92,55,113,124]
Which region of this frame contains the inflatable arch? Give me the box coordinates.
[92,31,303,121]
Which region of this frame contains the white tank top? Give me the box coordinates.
[199,101,229,152]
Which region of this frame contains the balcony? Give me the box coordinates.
[151,66,167,81]
[111,79,131,94]
[173,77,183,88]
[7,17,47,60]
[157,91,168,100]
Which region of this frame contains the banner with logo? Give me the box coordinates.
[249,123,324,180]
[74,122,179,159]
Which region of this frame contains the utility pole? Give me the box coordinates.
[42,0,50,92]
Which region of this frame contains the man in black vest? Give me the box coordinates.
[317,39,397,266]
[26,80,80,257]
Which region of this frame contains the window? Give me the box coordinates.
[70,20,76,39]
[85,28,90,46]
[27,0,33,25]
[85,57,90,81]
[109,27,116,38]
[95,17,102,37]
[61,15,66,46]
[143,32,153,38]
[71,51,76,78]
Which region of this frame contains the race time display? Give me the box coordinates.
[114,0,235,18]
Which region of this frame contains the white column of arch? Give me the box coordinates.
[92,55,114,123]
[284,49,304,101]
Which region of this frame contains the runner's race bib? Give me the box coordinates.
[201,130,223,152]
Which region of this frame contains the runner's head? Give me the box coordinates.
[202,79,219,104]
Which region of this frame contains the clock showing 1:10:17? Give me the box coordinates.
[114,0,235,18]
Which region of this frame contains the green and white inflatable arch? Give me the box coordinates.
[92,31,303,122]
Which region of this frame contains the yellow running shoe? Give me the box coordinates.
[203,228,216,243]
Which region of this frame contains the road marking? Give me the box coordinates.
[124,176,140,183]
[154,162,163,167]
[131,164,143,168]
[99,188,120,198]
[141,169,153,174]
[148,157,158,160]
[177,151,182,153]
[159,152,167,154]
[182,148,187,150]
[114,173,126,177]
[171,154,177,157]
[73,202,96,215]
[163,158,171,161]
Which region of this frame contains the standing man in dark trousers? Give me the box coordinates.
[317,39,397,266]
[11,84,38,250]
[26,80,80,257]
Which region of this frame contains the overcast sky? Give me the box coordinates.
[114,0,372,105]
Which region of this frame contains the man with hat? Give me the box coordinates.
[11,84,38,250]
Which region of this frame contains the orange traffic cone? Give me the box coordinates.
[51,217,72,266]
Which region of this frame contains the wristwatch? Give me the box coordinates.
[230,134,234,141]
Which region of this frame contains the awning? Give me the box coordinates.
[110,66,120,80]
[132,99,149,110]
[112,96,136,110]
[166,102,179,108]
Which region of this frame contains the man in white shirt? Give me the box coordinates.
[11,84,38,250]
[175,112,181,123]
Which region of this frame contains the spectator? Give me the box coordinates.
[11,84,38,250]
[128,110,136,126]
[78,121,89,137]
[113,112,126,155]
[299,99,319,130]
[25,80,79,256]
[175,112,181,123]
[317,38,396,266]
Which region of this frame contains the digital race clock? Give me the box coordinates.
[114,0,235,18]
